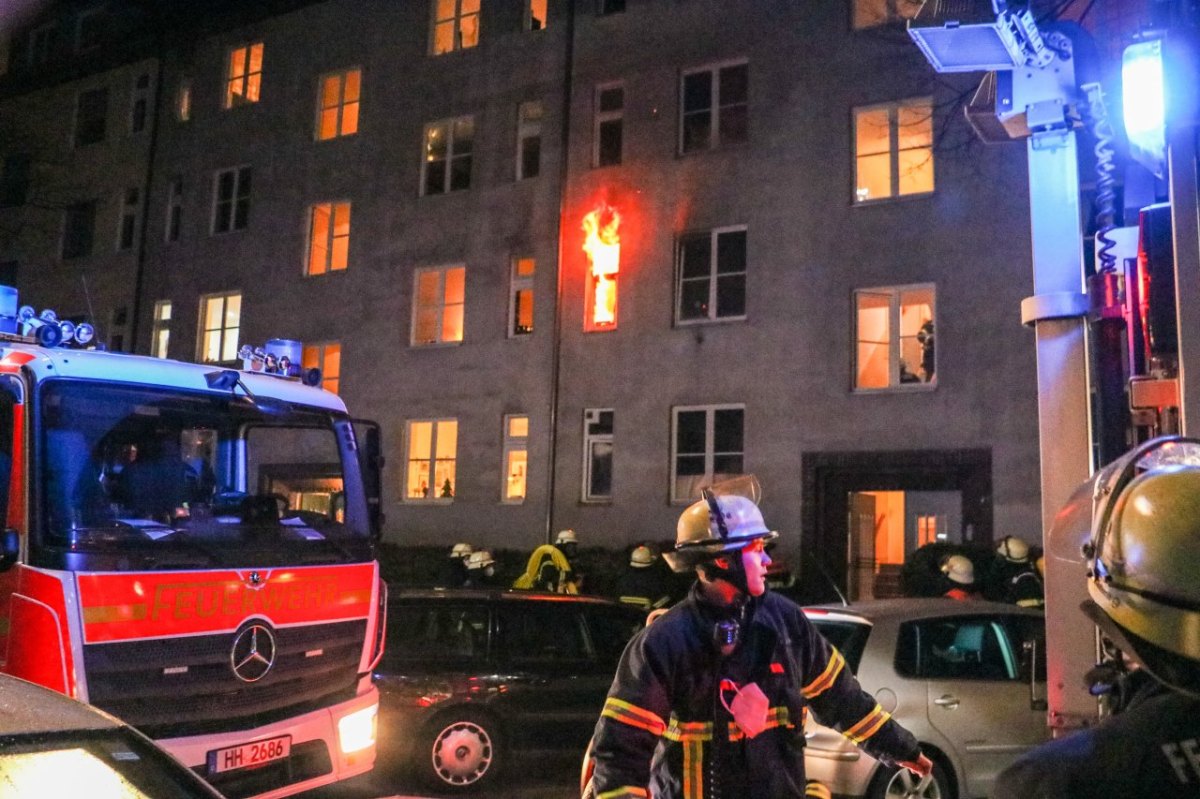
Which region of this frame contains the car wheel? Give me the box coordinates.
[422,712,503,792]
[865,758,952,799]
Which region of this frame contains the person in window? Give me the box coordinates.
[917,319,935,382]
[587,478,932,798]
[940,554,980,600]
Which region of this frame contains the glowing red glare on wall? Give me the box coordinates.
[582,205,621,328]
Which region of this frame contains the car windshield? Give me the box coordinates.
[0,729,218,798]
[39,379,371,568]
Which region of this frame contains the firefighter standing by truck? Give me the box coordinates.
[588,477,931,799]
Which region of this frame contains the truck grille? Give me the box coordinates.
[83,619,366,738]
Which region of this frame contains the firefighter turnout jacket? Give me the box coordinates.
[590,585,920,799]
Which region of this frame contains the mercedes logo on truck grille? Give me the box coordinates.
[230,622,277,683]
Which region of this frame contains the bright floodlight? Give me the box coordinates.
[1123,39,1167,179]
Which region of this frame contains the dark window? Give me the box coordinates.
[674,410,707,481]
[213,167,251,233]
[681,63,748,154]
[75,88,108,147]
[385,603,489,664]
[62,201,96,259]
[500,604,587,663]
[596,86,623,167]
[584,605,643,668]
[0,154,31,208]
[598,0,625,14]
[896,617,1018,681]
[712,408,744,475]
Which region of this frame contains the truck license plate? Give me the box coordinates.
[208,735,292,774]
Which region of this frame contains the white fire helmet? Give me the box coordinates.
[466,549,496,571]
[555,529,578,546]
[450,542,473,559]
[630,545,656,568]
[663,476,778,574]
[941,555,975,585]
[996,535,1030,563]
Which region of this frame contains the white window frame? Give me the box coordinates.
[224,41,264,109]
[679,59,749,154]
[853,97,934,204]
[116,186,139,251]
[508,256,535,337]
[306,201,351,276]
[853,283,937,391]
[583,408,614,503]
[430,0,480,55]
[315,68,361,141]
[411,264,466,346]
[211,166,251,234]
[302,341,342,394]
[502,414,529,503]
[421,116,474,196]
[150,300,172,358]
[165,177,183,243]
[129,72,151,134]
[516,101,543,180]
[404,418,458,503]
[593,82,624,167]
[675,225,748,325]
[197,291,241,364]
[670,404,745,504]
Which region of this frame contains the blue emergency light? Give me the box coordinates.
[1123,39,1167,179]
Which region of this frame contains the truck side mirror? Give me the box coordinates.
[0,528,19,571]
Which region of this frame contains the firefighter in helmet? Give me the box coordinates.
[462,549,498,588]
[513,528,580,593]
[995,437,1200,798]
[991,535,1044,607]
[444,542,473,587]
[588,477,931,798]
[614,544,672,610]
[940,554,980,600]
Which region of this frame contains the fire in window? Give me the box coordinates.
[581,204,621,330]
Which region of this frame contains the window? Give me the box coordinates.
[502,414,528,502]
[594,83,623,167]
[212,166,251,233]
[165,177,183,242]
[117,187,139,251]
[671,405,744,503]
[224,42,264,108]
[316,68,360,140]
[386,603,487,663]
[76,8,104,53]
[302,342,342,394]
[307,202,351,275]
[598,0,626,14]
[896,617,1019,681]
[130,73,150,134]
[150,300,171,358]
[680,62,748,154]
[412,265,465,346]
[853,0,921,29]
[516,101,543,180]
[422,116,474,195]
[854,285,936,390]
[501,604,588,663]
[405,418,458,501]
[431,0,480,55]
[29,23,58,67]
[509,257,535,336]
[527,0,547,30]
[676,226,747,323]
[0,154,31,208]
[854,98,934,202]
[62,201,96,260]
[198,291,241,363]
[176,78,192,122]
[583,408,613,502]
[75,87,108,148]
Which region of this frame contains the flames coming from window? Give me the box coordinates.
[582,205,621,328]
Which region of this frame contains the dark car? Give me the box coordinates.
[374,588,645,792]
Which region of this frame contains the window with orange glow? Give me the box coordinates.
[225,42,263,108]
[406,418,457,501]
[422,116,474,195]
[854,284,935,390]
[307,201,351,275]
[676,226,746,323]
[852,0,921,29]
[509,257,535,336]
[527,0,548,30]
[316,69,360,140]
[671,405,743,503]
[431,0,479,55]
[854,98,933,202]
[680,61,748,154]
[302,341,342,394]
[198,291,241,363]
[176,78,191,121]
[503,414,528,502]
[412,265,465,345]
[151,300,171,359]
[582,205,620,331]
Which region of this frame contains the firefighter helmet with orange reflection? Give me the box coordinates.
[941,555,975,585]
[665,476,778,575]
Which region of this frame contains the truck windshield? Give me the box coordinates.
[38,380,372,569]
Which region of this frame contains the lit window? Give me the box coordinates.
[75,87,108,148]
[516,101,543,180]
[212,166,251,233]
[412,265,466,346]
[198,291,241,363]
[116,187,139,251]
[854,98,934,203]
[225,42,264,108]
[307,202,351,275]
[165,177,183,243]
[62,201,96,260]
[671,405,743,503]
[527,0,548,30]
[406,418,458,501]
[151,300,171,358]
[509,257,535,337]
[676,226,746,323]
[302,341,342,394]
[503,414,529,502]
[176,78,192,122]
[431,0,480,55]
[583,409,613,502]
[422,116,474,195]
[594,83,623,167]
[316,68,361,140]
[29,23,58,66]
[854,285,936,390]
[582,205,621,331]
[853,0,921,29]
[680,61,748,154]
[130,73,150,134]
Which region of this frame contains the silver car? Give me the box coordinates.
[802,599,1048,799]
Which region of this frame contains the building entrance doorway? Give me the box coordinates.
[847,490,962,600]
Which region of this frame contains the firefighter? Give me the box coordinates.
[513,528,580,593]
[991,535,1044,607]
[462,549,498,588]
[444,542,473,587]
[940,554,980,600]
[614,544,672,610]
[993,440,1200,798]
[588,477,931,798]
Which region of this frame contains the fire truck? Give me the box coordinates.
[0,304,386,799]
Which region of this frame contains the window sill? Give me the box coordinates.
[580,498,613,506]
[674,315,747,328]
[852,382,937,394]
[852,191,935,208]
[403,498,454,505]
[303,269,348,279]
[411,340,464,349]
[677,140,750,159]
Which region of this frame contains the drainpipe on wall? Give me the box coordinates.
[128,27,167,354]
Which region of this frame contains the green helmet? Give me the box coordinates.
[664,476,778,574]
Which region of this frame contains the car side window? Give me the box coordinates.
[583,606,643,668]
[385,603,489,664]
[499,604,588,664]
[1002,614,1047,682]
[897,617,1017,681]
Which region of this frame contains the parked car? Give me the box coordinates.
[374,587,645,792]
[802,598,1048,799]
[0,672,225,798]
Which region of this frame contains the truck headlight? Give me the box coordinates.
[337,704,377,755]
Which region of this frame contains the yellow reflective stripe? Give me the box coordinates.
[727,706,794,740]
[664,716,713,742]
[802,648,846,699]
[597,789,648,799]
[602,697,666,736]
[683,738,704,799]
[619,596,652,608]
[843,703,891,744]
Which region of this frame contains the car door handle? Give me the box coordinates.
[934,695,960,709]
